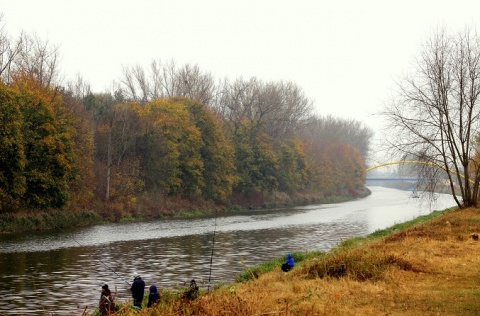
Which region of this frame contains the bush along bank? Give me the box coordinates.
[0,210,102,234]
[0,186,371,234]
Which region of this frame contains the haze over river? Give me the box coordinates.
[0,186,457,315]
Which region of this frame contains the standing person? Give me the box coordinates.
[281,253,294,272]
[98,284,115,315]
[147,284,160,307]
[130,275,145,308]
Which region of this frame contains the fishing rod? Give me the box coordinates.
[207,210,217,292]
[41,214,132,287]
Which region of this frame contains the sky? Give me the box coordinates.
[0,0,479,158]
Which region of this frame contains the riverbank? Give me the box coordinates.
[98,205,480,315]
[0,187,371,234]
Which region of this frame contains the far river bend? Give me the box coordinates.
[0,186,457,315]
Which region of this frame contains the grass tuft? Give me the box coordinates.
[303,249,419,281]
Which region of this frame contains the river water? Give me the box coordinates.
[0,187,457,315]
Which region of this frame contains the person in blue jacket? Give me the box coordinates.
[147,284,160,307]
[281,253,294,272]
[130,275,145,308]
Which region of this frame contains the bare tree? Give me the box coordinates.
[261,81,313,139]
[175,63,216,105]
[156,59,178,100]
[66,73,92,99]
[383,26,480,208]
[121,65,142,102]
[10,33,60,87]
[0,14,23,83]
[302,115,373,163]
[214,77,312,141]
[214,77,259,135]
[120,59,216,105]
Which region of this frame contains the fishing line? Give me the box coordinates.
[207,210,217,292]
[40,214,131,287]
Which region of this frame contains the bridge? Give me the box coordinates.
[366,160,470,182]
[364,160,444,194]
[366,177,429,181]
[365,160,436,182]
[364,159,472,194]
[366,160,444,172]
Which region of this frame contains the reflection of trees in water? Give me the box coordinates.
[0,246,97,313]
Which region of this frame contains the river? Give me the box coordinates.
[0,186,457,315]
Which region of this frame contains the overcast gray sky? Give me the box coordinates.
[1,0,478,143]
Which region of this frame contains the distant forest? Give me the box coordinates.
[0,26,373,218]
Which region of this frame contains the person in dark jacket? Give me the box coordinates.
[181,279,199,300]
[281,253,294,272]
[130,275,145,308]
[98,284,115,315]
[147,284,160,307]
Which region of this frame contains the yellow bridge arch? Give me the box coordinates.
[366,160,445,172]
[367,160,472,183]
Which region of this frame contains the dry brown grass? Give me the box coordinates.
[107,207,480,316]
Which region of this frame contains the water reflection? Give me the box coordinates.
[0,187,456,315]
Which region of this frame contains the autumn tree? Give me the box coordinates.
[298,115,370,196]
[84,92,115,200]
[9,78,76,209]
[0,84,25,212]
[63,78,96,207]
[0,27,83,211]
[83,92,142,202]
[276,139,309,193]
[138,98,204,197]
[326,143,365,195]
[383,27,480,208]
[231,124,279,193]
[306,146,336,196]
[178,98,235,202]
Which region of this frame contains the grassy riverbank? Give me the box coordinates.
[92,205,480,315]
[0,210,102,234]
[0,188,370,234]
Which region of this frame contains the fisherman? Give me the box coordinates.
[181,279,199,300]
[99,284,115,315]
[281,253,294,272]
[147,284,160,307]
[130,274,146,308]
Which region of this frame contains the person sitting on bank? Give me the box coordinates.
[147,284,160,307]
[130,274,145,308]
[181,279,199,300]
[281,253,294,272]
[99,284,115,315]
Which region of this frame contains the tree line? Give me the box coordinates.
[0,19,373,216]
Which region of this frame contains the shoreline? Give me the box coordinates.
[0,187,371,235]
